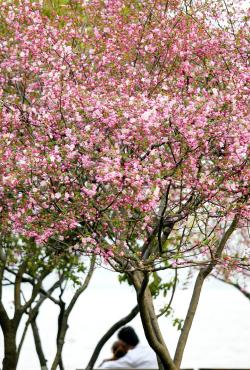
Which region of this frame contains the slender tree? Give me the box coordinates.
[0,232,95,370]
[0,236,56,370]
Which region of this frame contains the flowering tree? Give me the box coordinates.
[0,0,249,369]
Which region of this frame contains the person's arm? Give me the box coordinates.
[99,360,120,369]
[99,355,131,369]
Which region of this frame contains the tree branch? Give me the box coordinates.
[14,260,28,312]
[0,245,7,301]
[31,314,48,370]
[214,276,250,301]
[17,277,63,358]
[66,255,96,315]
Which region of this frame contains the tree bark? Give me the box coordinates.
[51,302,68,370]
[173,269,207,369]
[31,314,48,370]
[132,271,176,370]
[2,326,18,370]
[51,256,96,370]
[0,303,19,370]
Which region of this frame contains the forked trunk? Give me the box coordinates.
[131,271,177,370]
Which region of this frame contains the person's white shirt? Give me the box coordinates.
[99,343,158,369]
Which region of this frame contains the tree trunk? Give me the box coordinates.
[51,303,68,370]
[131,271,176,370]
[174,217,238,369]
[52,256,96,370]
[59,358,65,370]
[3,328,18,370]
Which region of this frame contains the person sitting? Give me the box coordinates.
[99,340,128,367]
[99,326,158,369]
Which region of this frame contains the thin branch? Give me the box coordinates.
[214,276,250,301]
[31,314,48,369]
[66,255,96,315]
[14,260,28,311]
[19,270,51,315]
[157,269,178,318]
[0,245,7,301]
[17,277,63,358]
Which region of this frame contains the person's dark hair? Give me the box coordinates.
[112,341,127,359]
[118,326,139,347]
